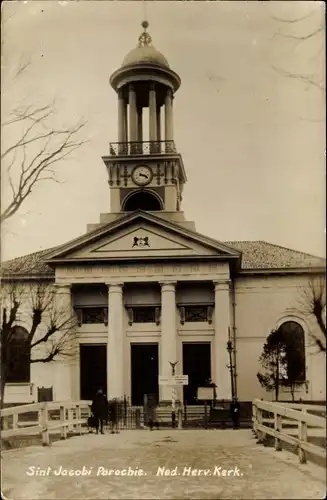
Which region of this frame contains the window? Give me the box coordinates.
[179,305,214,325]
[184,306,208,322]
[75,307,108,326]
[129,307,160,324]
[279,321,306,383]
[7,326,30,383]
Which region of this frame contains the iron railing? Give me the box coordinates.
[109,140,176,156]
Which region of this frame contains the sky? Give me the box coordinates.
[1,0,325,262]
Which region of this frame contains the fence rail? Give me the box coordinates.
[109,140,176,156]
[1,400,92,446]
[252,399,326,464]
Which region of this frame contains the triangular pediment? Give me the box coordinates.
[45,211,241,263]
[94,226,191,253]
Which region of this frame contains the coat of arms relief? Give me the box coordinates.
[132,236,150,248]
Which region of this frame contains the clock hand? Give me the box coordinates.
[139,173,149,178]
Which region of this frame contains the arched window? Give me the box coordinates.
[278,321,306,383]
[123,191,162,211]
[7,326,30,383]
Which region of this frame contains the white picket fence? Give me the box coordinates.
[0,400,92,446]
[252,399,326,464]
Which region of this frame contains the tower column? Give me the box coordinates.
[122,98,127,143]
[128,84,137,144]
[118,90,125,143]
[213,280,232,400]
[149,83,158,142]
[165,88,174,142]
[137,106,143,142]
[159,281,177,402]
[106,282,124,399]
[156,106,161,142]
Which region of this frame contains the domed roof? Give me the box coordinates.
[122,21,170,69]
[122,45,169,68]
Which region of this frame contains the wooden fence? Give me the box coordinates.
[252,399,326,464]
[1,400,92,446]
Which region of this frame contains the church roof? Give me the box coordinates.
[1,240,324,278]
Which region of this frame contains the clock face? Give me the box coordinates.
[132,165,152,186]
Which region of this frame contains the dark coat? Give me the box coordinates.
[91,394,108,419]
[230,401,241,418]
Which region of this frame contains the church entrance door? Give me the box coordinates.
[182,342,211,405]
[80,344,107,400]
[131,343,159,406]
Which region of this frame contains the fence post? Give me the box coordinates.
[177,408,183,429]
[1,416,9,430]
[135,408,141,429]
[40,403,50,446]
[60,405,67,440]
[256,406,264,444]
[12,412,18,432]
[75,405,82,435]
[68,407,74,432]
[274,411,282,451]
[252,402,257,437]
[298,410,308,464]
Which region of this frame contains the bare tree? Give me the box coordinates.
[0,282,78,408]
[298,276,326,352]
[1,102,86,223]
[1,12,87,224]
[272,8,325,93]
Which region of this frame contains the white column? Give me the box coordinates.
[128,84,137,143]
[160,281,177,402]
[106,283,124,399]
[149,83,157,142]
[165,88,174,141]
[55,283,78,401]
[214,280,232,400]
[156,106,161,142]
[122,99,127,142]
[118,90,125,143]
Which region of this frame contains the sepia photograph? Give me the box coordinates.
[1,0,325,499]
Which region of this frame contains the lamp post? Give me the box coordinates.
[226,340,236,400]
[169,361,178,428]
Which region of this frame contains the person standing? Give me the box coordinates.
[230,397,241,429]
[91,389,108,434]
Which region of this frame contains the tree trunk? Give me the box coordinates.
[0,362,7,409]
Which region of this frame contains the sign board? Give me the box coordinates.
[172,375,189,386]
[158,375,189,386]
[158,376,172,386]
[197,387,215,400]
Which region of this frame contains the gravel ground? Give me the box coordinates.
[2,429,326,500]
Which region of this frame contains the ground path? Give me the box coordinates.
[2,429,326,499]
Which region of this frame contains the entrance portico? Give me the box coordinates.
[55,257,234,403]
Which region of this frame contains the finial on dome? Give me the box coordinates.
[138,20,152,47]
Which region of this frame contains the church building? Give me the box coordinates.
[2,22,325,406]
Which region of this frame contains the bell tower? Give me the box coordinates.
[100,21,190,227]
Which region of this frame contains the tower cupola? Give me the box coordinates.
[101,21,188,223]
